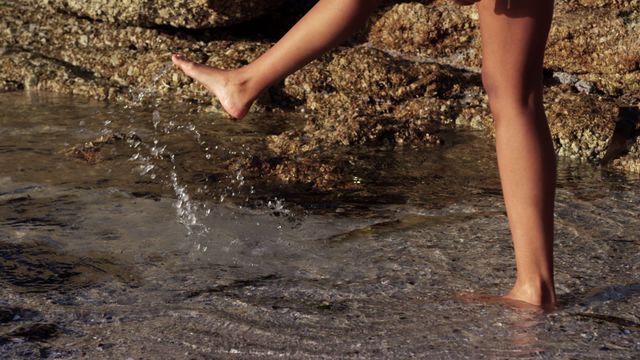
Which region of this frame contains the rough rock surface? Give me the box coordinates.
[26,0,287,29]
[1,0,639,180]
[613,144,640,173]
[0,1,272,107]
[545,86,621,161]
[367,1,481,69]
[547,1,640,101]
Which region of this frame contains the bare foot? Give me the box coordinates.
[454,292,552,312]
[502,282,557,310]
[171,54,255,119]
[455,285,558,313]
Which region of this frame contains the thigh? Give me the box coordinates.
[476,0,554,98]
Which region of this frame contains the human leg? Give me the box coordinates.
[172,0,382,118]
[477,0,557,307]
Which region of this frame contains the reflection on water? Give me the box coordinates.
[0,92,639,358]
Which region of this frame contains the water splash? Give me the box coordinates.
[113,63,295,252]
[127,62,173,105]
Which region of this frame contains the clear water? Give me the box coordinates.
[0,92,639,359]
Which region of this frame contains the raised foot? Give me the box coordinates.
[171,54,253,119]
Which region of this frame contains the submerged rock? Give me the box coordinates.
[62,132,141,164]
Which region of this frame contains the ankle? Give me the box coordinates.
[231,66,259,93]
[237,64,277,100]
[507,277,556,306]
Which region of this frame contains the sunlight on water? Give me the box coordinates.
[0,92,638,358]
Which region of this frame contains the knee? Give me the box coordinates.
[481,67,498,102]
[481,67,541,119]
[481,67,511,113]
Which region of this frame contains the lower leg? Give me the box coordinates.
[493,99,557,306]
[173,0,381,118]
[477,0,557,307]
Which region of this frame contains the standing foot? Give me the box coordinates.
[456,281,557,312]
[171,54,256,119]
[502,280,557,309]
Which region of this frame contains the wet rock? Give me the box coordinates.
[269,114,442,154]
[262,46,461,188]
[609,107,640,173]
[25,0,287,29]
[0,80,23,92]
[229,152,362,191]
[612,149,640,173]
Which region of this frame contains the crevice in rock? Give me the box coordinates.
[601,106,640,165]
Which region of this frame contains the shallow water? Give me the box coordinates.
[0,92,639,359]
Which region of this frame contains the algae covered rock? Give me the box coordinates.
[2,0,640,181]
[285,46,472,116]
[547,1,640,99]
[367,1,481,68]
[0,49,124,100]
[0,2,274,105]
[545,86,624,161]
[29,0,287,29]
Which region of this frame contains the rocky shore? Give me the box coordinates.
[1,0,639,186]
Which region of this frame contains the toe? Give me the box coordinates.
[171,53,183,65]
[172,54,194,73]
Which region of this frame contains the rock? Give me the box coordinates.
[610,107,640,173]
[1,0,640,181]
[0,2,271,106]
[553,72,579,86]
[547,1,640,100]
[25,0,287,29]
[612,150,640,173]
[367,1,481,69]
[545,86,621,161]
[0,80,23,92]
[0,49,125,100]
[575,80,596,95]
[268,114,443,155]
[285,45,478,119]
